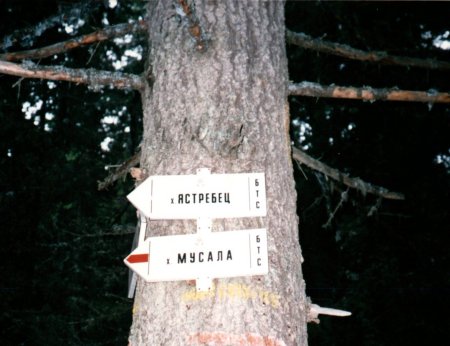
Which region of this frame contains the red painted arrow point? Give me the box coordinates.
[126,253,149,263]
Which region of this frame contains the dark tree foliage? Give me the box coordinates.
[286,2,449,346]
[0,1,448,345]
[0,1,145,345]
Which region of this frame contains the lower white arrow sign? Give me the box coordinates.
[124,228,268,289]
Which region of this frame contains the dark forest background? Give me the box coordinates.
[1,1,449,345]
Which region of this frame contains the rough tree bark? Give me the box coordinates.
[130,1,307,345]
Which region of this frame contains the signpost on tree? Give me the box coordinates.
[125,168,268,292]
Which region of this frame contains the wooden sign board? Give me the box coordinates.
[124,228,268,285]
[127,170,266,220]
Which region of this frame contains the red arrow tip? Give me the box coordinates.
[126,253,149,263]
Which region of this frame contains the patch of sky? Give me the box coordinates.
[101,115,119,125]
[113,59,127,70]
[100,137,114,152]
[61,18,85,35]
[111,46,143,70]
[118,106,128,116]
[102,13,109,26]
[125,47,143,60]
[421,30,450,50]
[106,50,117,61]
[114,34,133,45]
[101,111,120,132]
[45,112,54,121]
[47,81,57,90]
[108,0,118,9]
[63,24,74,34]
[340,122,356,139]
[124,126,130,133]
[292,118,313,150]
[434,150,450,173]
[421,31,432,40]
[433,31,450,50]
[22,99,43,120]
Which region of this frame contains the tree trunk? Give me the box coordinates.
[129,1,308,344]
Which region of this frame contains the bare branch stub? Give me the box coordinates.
[98,151,142,190]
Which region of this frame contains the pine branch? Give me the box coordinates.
[0,60,144,91]
[0,21,146,62]
[288,81,450,103]
[292,147,405,200]
[286,30,450,71]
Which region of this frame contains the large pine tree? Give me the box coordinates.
[128,1,307,344]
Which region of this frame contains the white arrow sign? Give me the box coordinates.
[127,169,266,219]
[124,228,268,286]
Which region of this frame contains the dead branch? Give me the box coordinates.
[98,151,141,190]
[0,2,101,51]
[288,81,450,103]
[0,21,146,62]
[292,147,405,200]
[286,30,450,71]
[0,60,144,91]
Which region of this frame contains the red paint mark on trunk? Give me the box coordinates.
[186,332,286,346]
